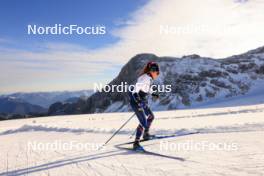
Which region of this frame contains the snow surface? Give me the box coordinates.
[0,103,264,175]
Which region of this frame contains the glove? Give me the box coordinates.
[151,92,159,100]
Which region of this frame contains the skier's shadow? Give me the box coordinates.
[0,133,193,176]
[0,149,137,176]
[115,133,192,162]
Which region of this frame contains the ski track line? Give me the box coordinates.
[157,107,264,120]
[1,124,263,174]
[1,106,263,136]
[75,162,89,176]
[1,121,264,137]
[0,149,125,176]
[6,152,8,176]
[0,134,189,176]
[2,131,259,176]
[112,131,264,173]
[111,154,134,176]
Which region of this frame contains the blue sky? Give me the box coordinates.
[0,0,148,94]
[0,0,264,94]
[0,0,147,50]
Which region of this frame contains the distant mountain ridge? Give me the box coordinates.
[48,46,264,115]
[0,90,93,120]
[1,90,93,108]
[0,97,47,117]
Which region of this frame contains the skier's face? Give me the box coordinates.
[150,71,159,79]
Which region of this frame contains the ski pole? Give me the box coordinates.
[99,113,135,149]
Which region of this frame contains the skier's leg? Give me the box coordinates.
[145,107,155,130]
[128,92,148,129]
[128,92,147,150]
[143,106,155,140]
[131,107,147,150]
[129,97,147,127]
[135,124,143,141]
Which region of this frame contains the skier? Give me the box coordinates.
[128,61,160,151]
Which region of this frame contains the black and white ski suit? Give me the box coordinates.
[128,73,155,140]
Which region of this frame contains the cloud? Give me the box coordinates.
[110,0,264,58]
[1,0,264,93]
[0,42,121,93]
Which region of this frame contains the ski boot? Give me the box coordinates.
[133,141,144,151]
[143,130,155,141]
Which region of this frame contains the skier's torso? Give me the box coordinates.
[131,73,153,101]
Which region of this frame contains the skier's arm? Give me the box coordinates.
[132,75,151,106]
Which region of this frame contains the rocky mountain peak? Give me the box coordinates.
[48,46,264,115]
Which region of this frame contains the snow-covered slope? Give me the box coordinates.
[1,103,264,175]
